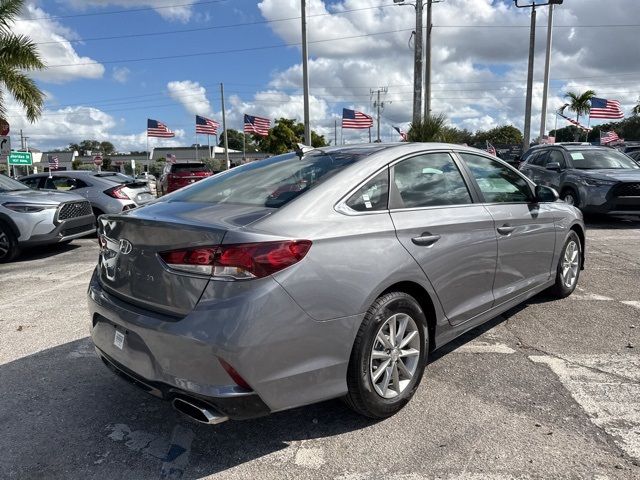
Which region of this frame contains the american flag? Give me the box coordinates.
[48,154,59,170]
[600,130,620,145]
[393,126,408,141]
[244,114,271,136]
[147,119,175,138]
[342,108,373,129]
[166,153,177,163]
[196,115,219,135]
[589,98,624,119]
[485,141,497,156]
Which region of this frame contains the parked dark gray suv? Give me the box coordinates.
[519,144,640,216]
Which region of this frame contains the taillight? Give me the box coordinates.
[104,185,129,200]
[158,240,312,279]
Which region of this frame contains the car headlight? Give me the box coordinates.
[2,202,57,213]
[580,178,617,187]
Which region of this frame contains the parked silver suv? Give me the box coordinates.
[19,171,153,217]
[0,174,95,262]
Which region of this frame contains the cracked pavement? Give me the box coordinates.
[1,216,639,479]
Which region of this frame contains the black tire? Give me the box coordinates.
[344,291,428,418]
[0,221,20,263]
[548,230,582,299]
[561,187,580,208]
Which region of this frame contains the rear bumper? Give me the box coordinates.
[87,269,361,417]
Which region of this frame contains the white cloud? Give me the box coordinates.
[11,4,104,83]
[167,80,212,116]
[254,0,640,141]
[61,0,198,22]
[112,67,130,84]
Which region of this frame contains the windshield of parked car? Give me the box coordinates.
[0,175,30,192]
[168,150,373,208]
[570,149,639,169]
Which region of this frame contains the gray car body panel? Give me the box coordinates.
[20,171,152,214]
[88,143,585,417]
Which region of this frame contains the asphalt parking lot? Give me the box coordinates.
[1,217,639,480]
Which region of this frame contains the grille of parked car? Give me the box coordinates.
[613,183,640,197]
[57,201,93,221]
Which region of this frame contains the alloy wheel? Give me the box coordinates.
[563,193,575,206]
[562,240,580,288]
[369,313,421,399]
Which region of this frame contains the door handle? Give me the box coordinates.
[497,225,516,235]
[411,233,441,246]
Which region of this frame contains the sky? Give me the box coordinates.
[4,0,640,152]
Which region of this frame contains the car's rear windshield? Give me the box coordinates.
[168,150,372,208]
[0,175,29,192]
[569,149,639,169]
[93,172,136,183]
[171,163,210,173]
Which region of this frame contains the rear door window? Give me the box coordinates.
[391,152,472,208]
[21,177,42,189]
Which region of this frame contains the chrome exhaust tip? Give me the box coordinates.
[171,397,228,425]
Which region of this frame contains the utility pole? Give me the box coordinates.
[539,2,555,141]
[514,0,563,150]
[423,0,432,119]
[395,0,424,124]
[372,87,388,143]
[301,0,311,145]
[220,82,230,170]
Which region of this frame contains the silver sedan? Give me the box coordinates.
[88,143,585,424]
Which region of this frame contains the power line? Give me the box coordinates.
[14,0,229,22]
[33,3,402,46]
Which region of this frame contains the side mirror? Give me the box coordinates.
[535,185,559,203]
[545,162,562,171]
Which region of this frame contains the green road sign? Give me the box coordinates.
[8,151,32,165]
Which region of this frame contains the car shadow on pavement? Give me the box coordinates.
[584,214,640,229]
[0,337,377,479]
[16,241,84,262]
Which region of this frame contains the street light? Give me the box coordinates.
[513,0,563,150]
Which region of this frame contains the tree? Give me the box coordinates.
[564,90,596,124]
[0,0,45,123]
[100,141,115,154]
[256,118,328,155]
[632,97,640,117]
[473,125,523,145]
[406,113,449,142]
[218,129,253,151]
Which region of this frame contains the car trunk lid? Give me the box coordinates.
[96,201,273,316]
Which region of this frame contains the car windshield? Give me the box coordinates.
[168,150,373,208]
[0,175,29,192]
[570,149,640,170]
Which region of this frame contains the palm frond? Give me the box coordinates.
[0,0,24,33]
[0,65,44,122]
[407,113,449,142]
[0,33,45,70]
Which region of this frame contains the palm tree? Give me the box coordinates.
[407,113,449,142]
[0,0,45,123]
[632,97,640,116]
[564,90,596,124]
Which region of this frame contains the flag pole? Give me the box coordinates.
[208,134,211,159]
[243,132,246,160]
[195,133,199,161]
[220,83,230,170]
[368,127,371,143]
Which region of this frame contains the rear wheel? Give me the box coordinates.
[0,222,20,263]
[549,230,582,298]
[345,291,427,418]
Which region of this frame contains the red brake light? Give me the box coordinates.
[159,240,312,279]
[104,185,129,200]
[218,358,252,390]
